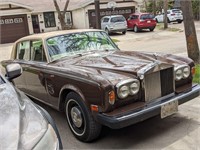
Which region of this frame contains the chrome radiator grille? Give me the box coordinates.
[144,67,174,102]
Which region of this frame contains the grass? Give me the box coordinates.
[112,38,120,43]
[156,23,181,32]
[193,64,200,84]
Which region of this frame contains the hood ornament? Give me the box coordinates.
[153,53,158,60]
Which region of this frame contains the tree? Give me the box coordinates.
[53,0,70,30]
[163,0,168,29]
[180,0,200,64]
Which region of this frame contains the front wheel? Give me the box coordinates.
[149,27,155,32]
[177,20,182,23]
[65,92,102,142]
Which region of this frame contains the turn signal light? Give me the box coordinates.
[109,91,115,105]
[90,105,99,112]
[192,67,196,76]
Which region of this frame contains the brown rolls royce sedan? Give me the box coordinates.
[1,29,200,142]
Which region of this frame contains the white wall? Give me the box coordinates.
[72,8,88,29]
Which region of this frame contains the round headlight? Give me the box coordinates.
[183,67,190,78]
[175,69,183,81]
[118,85,129,99]
[129,82,140,95]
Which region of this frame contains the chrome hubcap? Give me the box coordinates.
[71,107,83,128]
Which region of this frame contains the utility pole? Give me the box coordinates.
[95,0,101,29]
[164,0,168,29]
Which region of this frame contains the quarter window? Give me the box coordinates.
[16,41,30,60]
[44,12,56,28]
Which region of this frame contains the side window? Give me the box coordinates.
[130,15,138,20]
[103,18,109,23]
[16,41,30,60]
[31,40,47,62]
[44,12,56,28]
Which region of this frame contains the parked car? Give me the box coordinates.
[155,9,183,23]
[101,15,127,34]
[127,13,157,32]
[1,29,200,142]
[0,63,62,149]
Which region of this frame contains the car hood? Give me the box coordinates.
[0,81,47,149]
[50,50,192,85]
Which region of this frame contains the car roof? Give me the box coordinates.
[130,12,152,16]
[16,29,103,42]
[103,15,124,18]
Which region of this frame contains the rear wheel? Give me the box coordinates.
[65,92,102,142]
[177,20,182,23]
[122,31,126,34]
[149,27,155,32]
[133,25,139,33]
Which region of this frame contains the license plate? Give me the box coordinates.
[161,100,178,118]
[147,21,151,23]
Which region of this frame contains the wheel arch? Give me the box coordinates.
[59,84,86,112]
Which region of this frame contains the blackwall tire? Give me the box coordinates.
[65,92,102,142]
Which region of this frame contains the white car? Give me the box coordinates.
[101,15,127,35]
[155,9,183,23]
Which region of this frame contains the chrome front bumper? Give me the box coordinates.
[97,84,200,129]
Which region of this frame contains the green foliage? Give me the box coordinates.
[193,65,200,84]
[192,0,200,20]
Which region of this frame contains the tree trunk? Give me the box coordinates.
[53,0,70,30]
[95,0,101,29]
[164,0,168,29]
[153,0,156,16]
[181,0,200,64]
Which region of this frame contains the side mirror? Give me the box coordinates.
[6,63,22,81]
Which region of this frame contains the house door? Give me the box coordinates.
[32,15,40,33]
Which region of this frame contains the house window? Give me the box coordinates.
[65,12,72,25]
[44,12,56,28]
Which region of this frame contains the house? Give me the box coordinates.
[0,0,139,44]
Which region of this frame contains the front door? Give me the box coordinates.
[32,15,40,33]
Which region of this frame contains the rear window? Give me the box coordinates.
[172,9,181,13]
[111,16,125,22]
[140,14,154,20]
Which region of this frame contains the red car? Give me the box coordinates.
[127,13,157,32]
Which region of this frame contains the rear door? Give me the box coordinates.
[24,39,49,103]
[12,40,30,93]
[127,15,138,28]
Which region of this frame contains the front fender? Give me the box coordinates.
[58,84,86,110]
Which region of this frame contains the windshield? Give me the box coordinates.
[46,31,118,61]
[172,9,182,13]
